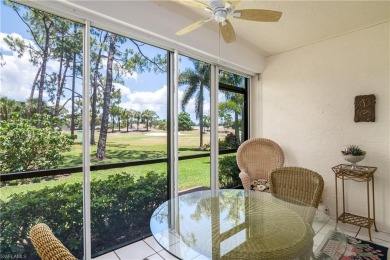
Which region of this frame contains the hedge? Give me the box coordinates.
[218,155,241,188]
[0,171,167,259]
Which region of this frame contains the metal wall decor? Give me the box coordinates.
[354,94,376,122]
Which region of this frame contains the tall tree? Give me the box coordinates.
[179,59,210,148]
[93,30,167,159]
[90,29,109,145]
[97,33,117,160]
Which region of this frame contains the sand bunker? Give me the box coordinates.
[144,132,188,136]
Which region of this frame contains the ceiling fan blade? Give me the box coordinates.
[219,20,236,44]
[225,0,241,7]
[176,18,210,36]
[233,9,282,22]
[172,0,210,9]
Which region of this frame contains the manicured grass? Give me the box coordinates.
[0,157,213,201]
[0,129,235,201]
[61,129,210,167]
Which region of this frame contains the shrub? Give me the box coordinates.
[219,155,241,188]
[0,171,167,259]
[178,112,193,131]
[219,133,239,150]
[0,113,76,173]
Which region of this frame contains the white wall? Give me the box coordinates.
[258,22,390,231]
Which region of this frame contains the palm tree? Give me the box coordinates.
[219,72,245,142]
[219,95,244,142]
[142,109,157,131]
[179,59,210,148]
[129,109,136,129]
[122,109,130,132]
[134,110,142,131]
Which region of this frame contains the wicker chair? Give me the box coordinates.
[269,167,324,208]
[236,138,285,190]
[30,223,77,260]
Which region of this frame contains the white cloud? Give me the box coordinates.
[0,32,37,101]
[118,83,167,117]
[0,32,80,106]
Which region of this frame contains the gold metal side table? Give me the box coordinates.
[332,164,378,241]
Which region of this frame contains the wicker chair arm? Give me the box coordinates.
[239,171,251,190]
[30,223,77,260]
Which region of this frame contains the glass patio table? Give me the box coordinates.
[150,189,347,260]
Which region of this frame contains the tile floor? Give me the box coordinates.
[93,223,390,260]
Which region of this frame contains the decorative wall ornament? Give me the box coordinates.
[354,94,376,122]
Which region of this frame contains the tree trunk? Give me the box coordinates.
[37,18,52,118]
[54,35,65,116]
[199,85,204,148]
[91,31,108,145]
[111,116,115,133]
[235,111,239,143]
[29,64,42,102]
[71,51,76,135]
[97,33,116,160]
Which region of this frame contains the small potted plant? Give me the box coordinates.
[341,145,366,169]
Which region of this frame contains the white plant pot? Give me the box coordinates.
[342,155,365,169]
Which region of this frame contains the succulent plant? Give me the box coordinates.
[341,145,366,156]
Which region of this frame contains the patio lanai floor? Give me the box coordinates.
[93,223,390,260]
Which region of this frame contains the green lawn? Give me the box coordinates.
[61,129,210,167]
[0,157,213,201]
[0,129,225,201]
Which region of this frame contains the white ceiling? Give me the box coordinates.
[37,0,389,73]
[158,0,390,56]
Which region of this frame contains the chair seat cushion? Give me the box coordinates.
[250,179,270,192]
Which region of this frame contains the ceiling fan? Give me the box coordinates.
[174,0,282,44]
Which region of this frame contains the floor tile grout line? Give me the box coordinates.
[142,239,159,259]
[114,250,121,260]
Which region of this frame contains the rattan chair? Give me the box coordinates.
[269,167,324,208]
[236,138,285,190]
[30,223,77,260]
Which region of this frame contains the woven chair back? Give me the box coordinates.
[269,167,324,208]
[30,223,77,260]
[236,138,285,181]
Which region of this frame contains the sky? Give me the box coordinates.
[0,1,213,122]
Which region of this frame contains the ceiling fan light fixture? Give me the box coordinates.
[214,9,227,22]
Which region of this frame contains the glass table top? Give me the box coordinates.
[150,189,347,260]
